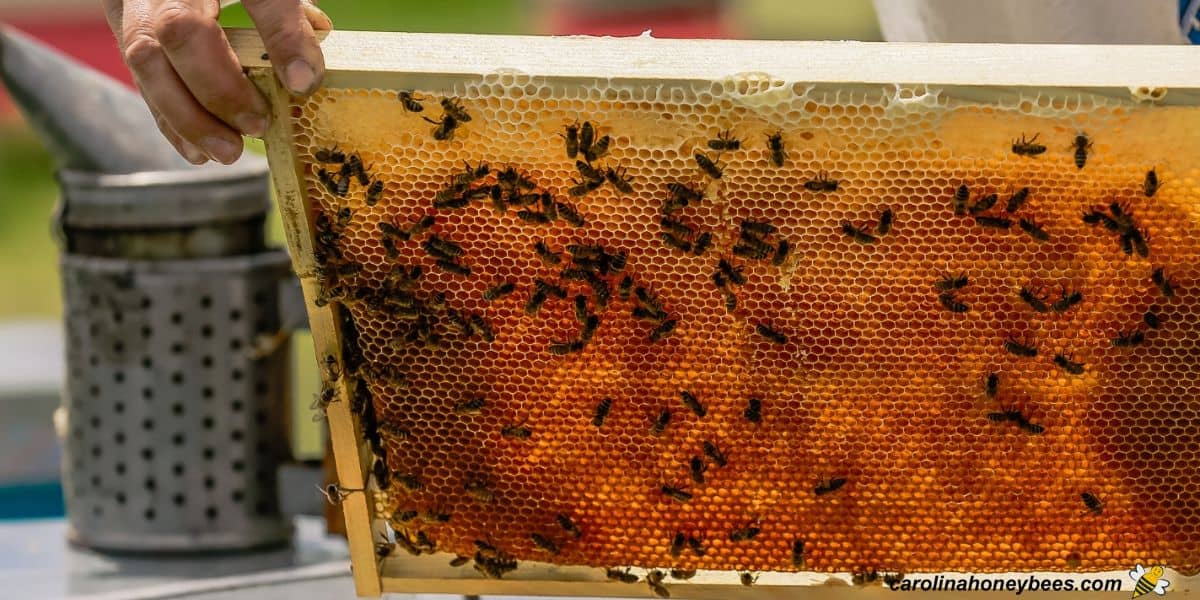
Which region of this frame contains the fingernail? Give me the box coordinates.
[179,139,209,165]
[201,136,241,165]
[284,59,317,95]
[236,112,269,138]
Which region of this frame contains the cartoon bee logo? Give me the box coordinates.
[1129,564,1170,598]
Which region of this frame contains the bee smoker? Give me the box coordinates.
[55,166,296,552]
[0,25,299,552]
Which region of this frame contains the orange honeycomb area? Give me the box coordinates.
[291,76,1200,577]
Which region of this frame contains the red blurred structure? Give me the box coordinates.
[541,0,733,38]
[0,7,130,122]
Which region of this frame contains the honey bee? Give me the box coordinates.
[454,397,486,414]
[371,456,390,489]
[660,231,692,253]
[953,184,970,215]
[680,391,706,417]
[986,372,999,398]
[1144,308,1162,329]
[721,287,738,312]
[974,215,1012,229]
[605,167,634,194]
[449,555,470,567]
[651,409,672,435]
[665,182,704,212]
[395,508,418,522]
[733,239,771,260]
[392,533,421,556]
[310,384,337,421]
[606,568,640,584]
[1006,186,1030,213]
[517,209,553,224]
[969,192,998,215]
[314,144,346,164]
[1051,287,1083,313]
[718,259,747,286]
[1003,336,1038,357]
[649,319,677,342]
[618,275,633,301]
[501,424,532,440]
[792,539,806,568]
[647,570,671,598]
[316,482,363,505]
[591,397,613,427]
[483,281,516,301]
[740,572,759,586]
[435,259,471,276]
[423,235,462,260]
[1019,218,1050,241]
[661,484,692,503]
[670,531,686,557]
[693,231,714,255]
[423,113,459,141]
[703,440,728,467]
[841,222,877,245]
[694,152,723,179]
[364,178,385,206]
[568,177,604,197]
[689,456,707,484]
[585,134,610,163]
[575,159,604,182]
[708,129,741,151]
[814,477,847,496]
[1082,206,1120,231]
[439,97,472,122]
[766,131,786,166]
[336,206,353,228]
[769,239,791,266]
[394,472,423,492]
[729,524,761,541]
[1112,329,1146,348]
[877,208,895,235]
[464,478,495,503]
[1081,491,1103,515]
[397,91,424,112]
[578,121,595,156]
[687,535,706,556]
[670,569,696,580]
[561,121,579,158]
[1053,353,1085,375]
[556,513,583,539]
[556,202,586,227]
[755,322,787,345]
[1071,133,1093,169]
[935,272,969,291]
[528,532,559,554]
[1143,167,1160,197]
[852,571,880,585]
[938,292,969,313]
[744,397,763,423]
[1151,267,1175,298]
[1014,286,1048,313]
[804,170,839,192]
[1012,132,1047,156]
[1124,227,1150,258]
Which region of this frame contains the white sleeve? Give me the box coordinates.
[872,0,1187,43]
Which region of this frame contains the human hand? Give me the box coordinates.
[102,0,332,165]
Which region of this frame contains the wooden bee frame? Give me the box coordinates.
[234,29,1200,598]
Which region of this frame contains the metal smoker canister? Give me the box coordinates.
[56,164,294,552]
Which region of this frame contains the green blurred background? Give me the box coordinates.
[0,0,880,464]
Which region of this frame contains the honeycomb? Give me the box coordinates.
[289,75,1200,578]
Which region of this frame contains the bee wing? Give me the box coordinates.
[1154,579,1170,594]
[1129,564,1146,580]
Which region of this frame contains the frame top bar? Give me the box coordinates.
[229,29,1199,89]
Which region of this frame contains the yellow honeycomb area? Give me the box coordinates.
[291,75,1200,576]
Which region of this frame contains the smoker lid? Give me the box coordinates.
[57,162,272,229]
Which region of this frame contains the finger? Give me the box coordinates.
[150,105,210,165]
[243,0,326,96]
[101,0,124,33]
[120,1,245,163]
[301,0,332,32]
[150,0,270,137]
